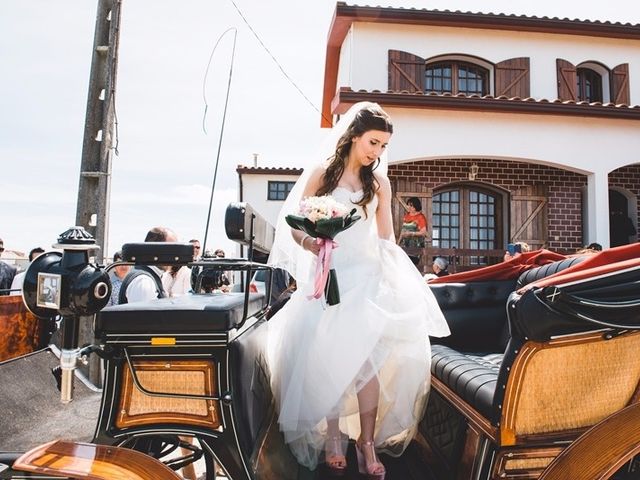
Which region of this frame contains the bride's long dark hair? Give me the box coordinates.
[316,105,393,217]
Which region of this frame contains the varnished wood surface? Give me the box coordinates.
[538,402,640,480]
[13,439,182,479]
[0,295,46,362]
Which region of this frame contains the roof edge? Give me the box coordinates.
[321,2,640,125]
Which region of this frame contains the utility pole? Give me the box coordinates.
[75,0,122,263]
[73,0,122,388]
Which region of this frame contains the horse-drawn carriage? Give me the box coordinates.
[1,204,639,479]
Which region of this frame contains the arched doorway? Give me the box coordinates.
[609,189,637,247]
[432,183,507,266]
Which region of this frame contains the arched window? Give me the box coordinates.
[432,185,504,265]
[425,61,489,95]
[577,68,603,102]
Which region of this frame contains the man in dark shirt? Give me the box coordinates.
[0,238,17,295]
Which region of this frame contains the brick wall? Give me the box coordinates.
[609,165,640,239]
[389,159,588,252]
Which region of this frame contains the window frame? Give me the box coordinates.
[576,67,603,103]
[425,61,490,96]
[267,181,296,201]
[432,184,505,262]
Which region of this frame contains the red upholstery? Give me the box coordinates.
[429,249,566,284]
[521,243,640,292]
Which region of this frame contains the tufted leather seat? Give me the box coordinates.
[429,280,516,353]
[431,345,502,418]
[428,256,593,422]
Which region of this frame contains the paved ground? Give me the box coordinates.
[0,348,101,452]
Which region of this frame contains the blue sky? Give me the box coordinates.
[1,0,638,258]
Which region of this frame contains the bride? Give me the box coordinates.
[267,102,450,479]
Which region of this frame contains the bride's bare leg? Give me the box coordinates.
[357,376,379,441]
[357,377,385,477]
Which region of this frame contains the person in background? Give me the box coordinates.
[503,241,530,262]
[106,251,130,306]
[162,263,192,297]
[188,239,202,292]
[575,242,604,255]
[118,227,177,303]
[213,249,232,293]
[432,256,450,277]
[398,196,428,248]
[189,239,201,260]
[10,247,45,295]
[0,238,17,296]
[610,210,637,247]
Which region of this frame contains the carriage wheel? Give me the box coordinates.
[117,434,217,479]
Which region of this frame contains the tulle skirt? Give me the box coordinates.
[266,239,449,470]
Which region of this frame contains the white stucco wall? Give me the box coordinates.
[240,173,300,228]
[343,22,640,104]
[384,107,640,175]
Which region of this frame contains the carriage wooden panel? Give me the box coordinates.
[500,331,640,447]
[116,359,221,430]
[0,295,49,362]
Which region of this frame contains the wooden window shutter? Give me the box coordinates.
[495,57,530,97]
[388,50,426,92]
[510,184,548,250]
[611,63,630,105]
[556,59,577,101]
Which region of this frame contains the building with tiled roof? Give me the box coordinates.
[320,2,640,268]
[236,164,303,228]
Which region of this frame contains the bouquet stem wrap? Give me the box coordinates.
[311,238,339,304]
[285,198,360,306]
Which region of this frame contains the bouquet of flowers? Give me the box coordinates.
[285,196,360,305]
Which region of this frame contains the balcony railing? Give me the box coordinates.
[403,245,506,274]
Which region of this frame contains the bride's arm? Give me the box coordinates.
[375,173,395,241]
[291,166,324,254]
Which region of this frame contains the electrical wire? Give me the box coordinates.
[228,0,332,125]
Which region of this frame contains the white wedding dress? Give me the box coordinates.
[266,187,450,470]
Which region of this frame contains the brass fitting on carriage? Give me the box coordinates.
[59,347,83,404]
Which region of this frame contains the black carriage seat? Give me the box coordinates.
[429,279,517,354]
[515,255,587,290]
[430,348,503,419]
[95,292,266,336]
[428,255,590,422]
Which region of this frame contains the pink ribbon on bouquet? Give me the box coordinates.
[309,237,338,300]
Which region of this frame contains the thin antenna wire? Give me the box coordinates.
[228,0,332,125]
[202,27,237,135]
[201,27,238,254]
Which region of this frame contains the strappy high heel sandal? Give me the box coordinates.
[324,435,347,477]
[355,440,386,480]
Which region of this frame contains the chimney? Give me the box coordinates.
[252,153,258,167]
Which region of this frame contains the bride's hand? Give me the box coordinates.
[302,236,321,255]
